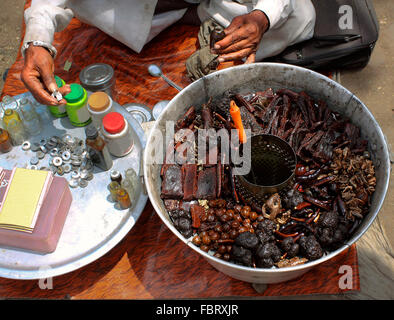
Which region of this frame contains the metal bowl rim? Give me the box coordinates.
[144,62,391,274]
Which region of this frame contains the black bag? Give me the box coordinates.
[273,0,379,70]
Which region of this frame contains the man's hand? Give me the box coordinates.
[21,46,69,106]
[212,10,269,64]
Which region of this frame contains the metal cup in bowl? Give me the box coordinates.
[235,134,296,206]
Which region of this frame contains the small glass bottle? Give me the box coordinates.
[121,179,134,206]
[85,125,113,171]
[20,98,42,136]
[125,168,138,192]
[116,187,131,209]
[110,170,122,184]
[108,181,120,202]
[0,128,12,153]
[1,95,19,112]
[5,118,28,146]
[2,108,21,128]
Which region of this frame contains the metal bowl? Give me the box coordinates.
[144,63,390,284]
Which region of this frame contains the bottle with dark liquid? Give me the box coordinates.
[0,128,12,153]
[85,125,113,171]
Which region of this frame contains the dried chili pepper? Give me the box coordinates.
[230,100,247,144]
[295,202,312,210]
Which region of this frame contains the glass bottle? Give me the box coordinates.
[1,95,19,112]
[121,179,134,205]
[0,129,12,153]
[85,125,113,171]
[124,168,138,195]
[5,118,27,146]
[2,108,21,128]
[108,181,120,202]
[110,170,122,184]
[20,98,42,136]
[116,187,131,209]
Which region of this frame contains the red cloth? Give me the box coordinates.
[0,0,359,297]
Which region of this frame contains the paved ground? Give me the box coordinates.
[340,0,394,248]
[0,0,392,299]
[0,0,24,92]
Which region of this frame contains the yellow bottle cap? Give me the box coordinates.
[88,91,110,112]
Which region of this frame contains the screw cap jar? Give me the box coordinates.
[79,63,115,98]
[64,83,92,127]
[101,112,134,157]
[48,76,67,118]
[87,91,114,128]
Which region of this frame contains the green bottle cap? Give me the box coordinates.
[54,75,64,88]
[64,83,84,103]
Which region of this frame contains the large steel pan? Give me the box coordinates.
[144,63,390,284]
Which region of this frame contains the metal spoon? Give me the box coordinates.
[148,64,183,92]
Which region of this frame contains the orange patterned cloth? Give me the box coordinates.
[0,0,359,298]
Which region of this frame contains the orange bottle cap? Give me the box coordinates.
[88,91,110,112]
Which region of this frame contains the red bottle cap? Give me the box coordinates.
[103,112,125,134]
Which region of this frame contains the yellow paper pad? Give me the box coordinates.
[0,168,51,231]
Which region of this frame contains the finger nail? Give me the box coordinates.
[218,57,224,63]
[214,44,220,50]
[48,83,57,93]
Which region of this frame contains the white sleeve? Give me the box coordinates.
[22,0,74,57]
[253,0,293,29]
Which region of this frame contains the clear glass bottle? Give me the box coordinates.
[1,95,19,111]
[20,98,42,136]
[125,168,138,191]
[5,118,28,146]
[0,128,12,153]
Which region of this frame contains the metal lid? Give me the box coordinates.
[110,170,121,179]
[123,103,153,124]
[152,100,170,120]
[85,125,98,139]
[79,63,114,90]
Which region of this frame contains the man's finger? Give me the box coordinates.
[57,85,71,104]
[22,74,59,106]
[218,48,252,62]
[216,39,254,55]
[214,31,247,51]
[39,63,57,93]
[245,53,256,64]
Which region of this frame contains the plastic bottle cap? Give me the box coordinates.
[85,125,98,139]
[55,76,64,88]
[102,112,125,134]
[64,84,84,103]
[88,92,110,112]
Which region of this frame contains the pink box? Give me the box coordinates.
[0,169,72,253]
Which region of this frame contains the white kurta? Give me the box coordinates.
[23,0,315,60]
